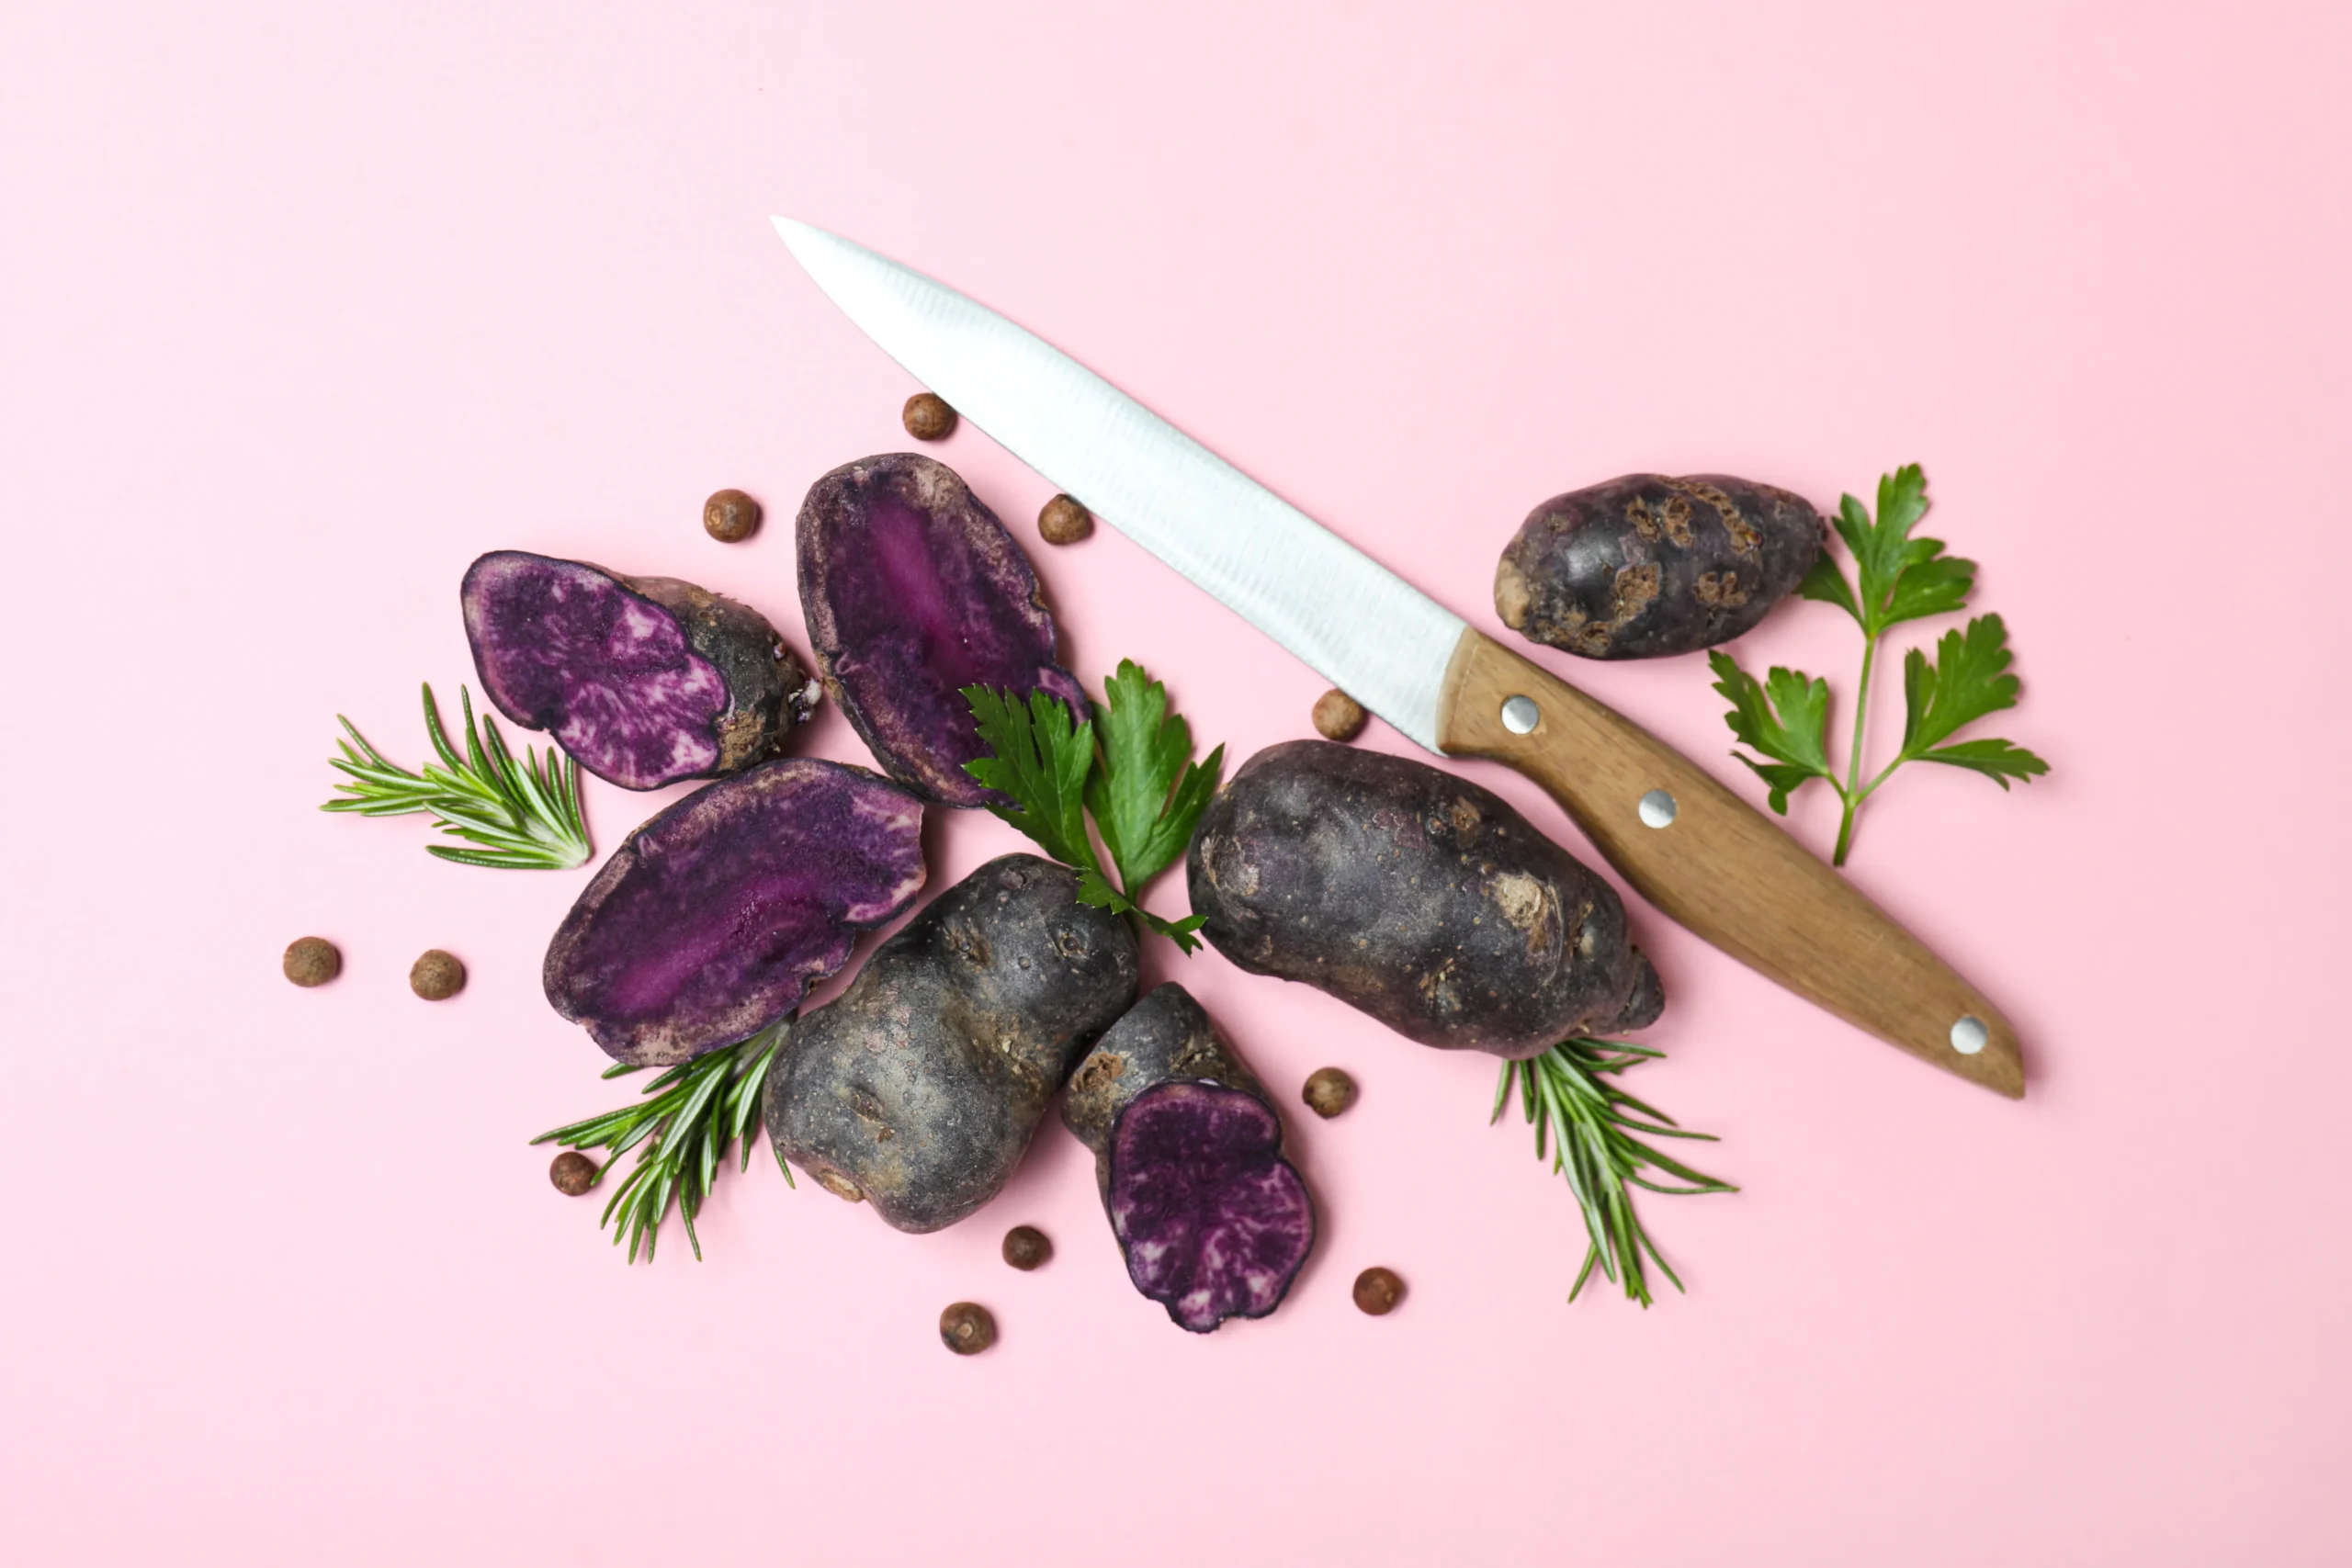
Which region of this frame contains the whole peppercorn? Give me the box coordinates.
[703,488,762,543]
[548,1151,599,1196]
[409,949,467,1000]
[282,936,341,987]
[902,392,958,441]
[1312,689,1368,741]
[1001,1224,1053,1271]
[1352,1266,1406,1316]
[1037,494,1093,546]
[939,1301,997,1355]
[1301,1066,1358,1119]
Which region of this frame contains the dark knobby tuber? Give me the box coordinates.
[798,454,1086,807]
[462,551,821,791]
[282,936,341,987]
[1301,1066,1357,1119]
[1001,1225,1052,1270]
[1495,474,1826,659]
[765,854,1138,1234]
[1063,986,1315,1334]
[545,758,927,1066]
[1187,741,1663,1058]
[940,1302,995,1354]
[409,949,466,1000]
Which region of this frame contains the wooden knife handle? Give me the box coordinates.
[1436,629,2024,1098]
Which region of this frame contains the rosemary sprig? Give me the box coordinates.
[1494,1039,1735,1306]
[531,1020,791,1263]
[323,682,591,869]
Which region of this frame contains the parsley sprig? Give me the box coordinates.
[1708,465,2048,864]
[963,660,1224,952]
[1496,1039,1735,1306]
[323,683,592,870]
[531,1021,790,1263]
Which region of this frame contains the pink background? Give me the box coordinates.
[5,2,2346,1562]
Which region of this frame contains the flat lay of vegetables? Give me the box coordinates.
[308,431,2041,1339]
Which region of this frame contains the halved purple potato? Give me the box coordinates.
[797,454,1086,807]
[463,550,820,791]
[765,854,1140,1233]
[543,758,925,1066]
[1063,986,1315,1333]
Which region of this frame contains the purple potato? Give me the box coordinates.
[543,758,925,1066]
[1062,985,1314,1333]
[765,854,1139,1233]
[797,453,1086,806]
[463,551,820,790]
[1186,741,1663,1059]
[1494,474,1825,659]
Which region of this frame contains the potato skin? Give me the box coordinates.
[1186,741,1663,1058]
[1062,984,1275,1193]
[764,854,1140,1234]
[1495,474,1824,659]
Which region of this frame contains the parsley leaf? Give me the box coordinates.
[963,662,1224,953]
[1711,466,2046,863]
[1707,652,1836,813]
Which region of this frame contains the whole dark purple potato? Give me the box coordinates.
[797,453,1086,807]
[765,854,1139,1234]
[1186,741,1662,1058]
[463,551,820,789]
[1494,474,1825,659]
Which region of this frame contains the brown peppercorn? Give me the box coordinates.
[1312,689,1367,741]
[409,949,467,1000]
[282,936,341,987]
[902,391,957,441]
[548,1151,599,1196]
[1352,1266,1406,1316]
[703,488,762,543]
[1301,1066,1358,1119]
[939,1301,997,1355]
[1037,494,1093,546]
[1001,1224,1053,1270]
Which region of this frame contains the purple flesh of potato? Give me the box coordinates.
[1112,1084,1315,1334]
[543,758,925,1066]
[463,550,820,790]
[1063,985,1315,1333]
[797,453,1085,807]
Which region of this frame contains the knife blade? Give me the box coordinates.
[773,217,2026,1099]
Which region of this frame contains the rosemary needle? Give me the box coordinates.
[323,682,591,870]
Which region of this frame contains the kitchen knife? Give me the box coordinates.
[773,217,2025,1100]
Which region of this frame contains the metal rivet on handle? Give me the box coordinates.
[1499,695,1540,735]
[1951,1015,1988,1055]
[1637,789,1678,829]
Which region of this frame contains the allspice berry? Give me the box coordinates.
[1312,689,1367,741]
[940,1301,997,1355]
[282,936,341,987]
[902,392,957,441]
[549,1151,599,1195]
[1302,1066,1358,1119]
[1353,1266,1406,1315]
[409,949,467,1000]
[703,488,761,543]
[1001,1224,1052,1271]
[1037,494,1092,546]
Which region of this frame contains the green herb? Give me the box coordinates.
[1708,464,2048,864]
[530,1020,790,1263]
[323,683,592,870]
[1495,1039,1735,1306]
[963,660,1224,952]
